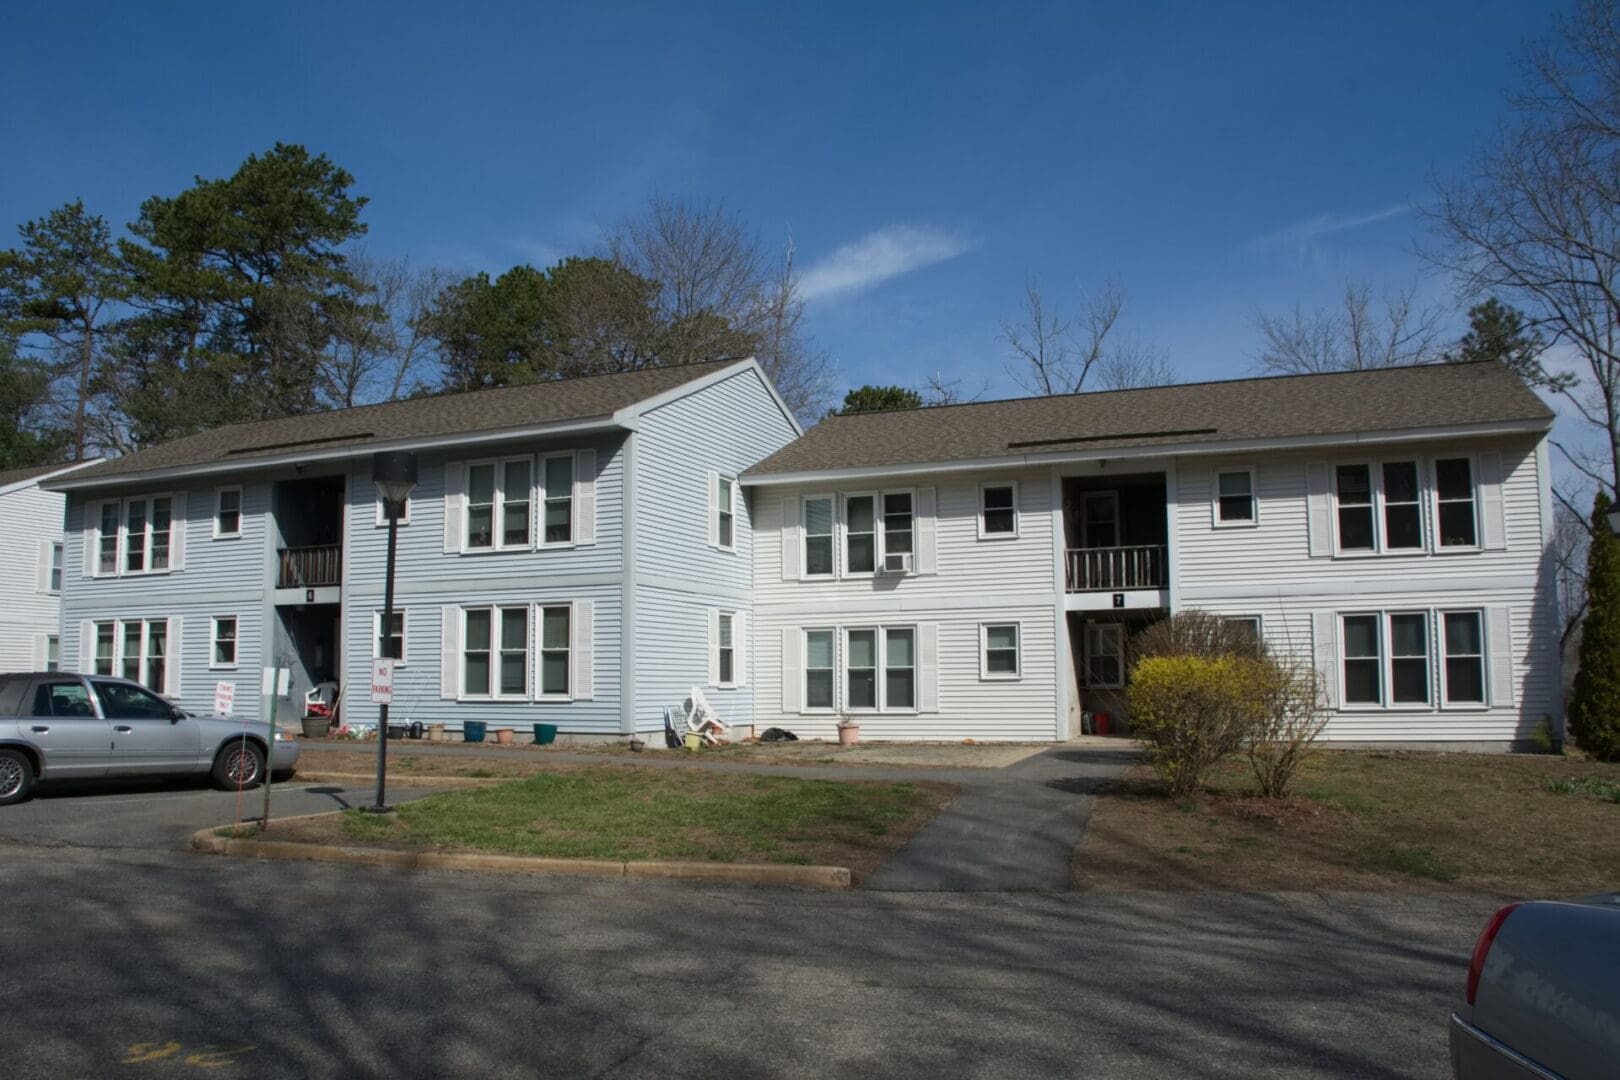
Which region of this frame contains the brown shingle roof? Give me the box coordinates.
[0,462,74,488]
[744,361,1553,478]
[61,360,740,486]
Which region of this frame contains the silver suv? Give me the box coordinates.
[0,672,299,805]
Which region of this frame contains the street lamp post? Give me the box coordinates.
[367,450,418,814]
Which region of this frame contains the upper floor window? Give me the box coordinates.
[845,494,876,573]
[883,492,914,561]
[214,487,242,538]
[803,496,835,577]
[96,496,175,576]
[542,454,573,545]
[1334,462,1425,554]
[1335,466,1376,551]
[1434,458,1478,548]
[1214,470,1255,525]
[714,476,738,551]
[980,483,1018,537]
[48,542,63,593]
[466,458,530,550]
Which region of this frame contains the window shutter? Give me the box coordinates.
[1488,606,1515,707]
[1479,451,1507,550]
[443,463,464,554]
[572,599,594,701]
[1306,464,1332,558]
[708,608,721,687]
[1311,612,1338,710]
[915,487,938,574]
[707,471,720,547]
[575,449,597,545]
[165,617,182,698]
[169,492,187,571]
[36,542,52,593]
[439,606,458,699]
[780,496,801,580]
[83,501,98,577]
[918,622,940,714]
[78,621,94,674]
[736,612,748,687]
[32,634,47,670]
[781,627,802,713]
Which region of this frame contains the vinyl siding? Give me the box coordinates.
[0,484,66,670]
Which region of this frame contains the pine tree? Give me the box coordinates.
[1568,491,1620,761]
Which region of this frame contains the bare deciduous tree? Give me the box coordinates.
[1252,281,1445,376]
[1002,277,1174,395]
[318,254,447,408]
[919,370,987,406]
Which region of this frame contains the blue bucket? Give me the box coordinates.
[463,721,487,743]
[534,723,558,745]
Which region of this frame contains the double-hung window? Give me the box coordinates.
[715,476,738,550]
[843,626,916,710]
[846,629,878,710]
[1080,624,1115,687]
[804,629,836,710]
[1434,458,1478,548]
[214,487,243,538]
[882,492,913,562]
[374,611,404,663]
[1341,614,1382,705]
[980,483,1017,537]
[466,459,534,551]
[1343,611,1436,708]
[463,606,529,699]
[211,617,238,668]
[541,454,574,545]
[44,635,59,672]
[844,494,876,573]
[539,605,571,698]
[48,542,62,593]
[1335,466,1376,551]
[803,497,835,577]
[1441,611,1486,705]
[1381,462,1423,550]
[108,618,168,692]
[1388,612,1430,705]
[1215,470,1255,525]
[502,460,533,547]
[93,621,116,676]
[716,612,737,686]
[104,496,174,574]
[884,628,916,709]
[98,504,120,574]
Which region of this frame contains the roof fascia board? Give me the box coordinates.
[614,358,805,436]
[741,417,1553,487]
[0,459,103,498]
[45,417,624,492]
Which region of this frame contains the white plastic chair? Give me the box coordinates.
[678,687,732,745]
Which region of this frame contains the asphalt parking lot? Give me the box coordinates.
[0,776,440,851]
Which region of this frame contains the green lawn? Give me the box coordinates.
[274,765,953,878]
[1079,749,1620,894]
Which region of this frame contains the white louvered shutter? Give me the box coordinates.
[32,634,48,670]
[164,617,182,698]
[1311,612,1338,710]
[83,501,98,577]
[572,600,594,701]
[780,495,801,580]
[169,493,187,571]
[708,608,721,686]
[79,621,95,674]
[1488,606,1515,707]
[1478,451,1507,551]
[918,622,940,714]
[36,542,52,593]
[443,463,464,554]
[575,449,597,545]
[1306,464,1332,558]
[736,612,748,688]
[781,627,802,714]
[915,487,938,574]
[439,606,459,699]
[707,471,720,547]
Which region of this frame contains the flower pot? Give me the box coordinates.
[428,723,446,742]
[494,727,515,744]
[387,724,406,740]
[533,723,558,745]
[837,724,859,746]
[463,721,486,743]
[301,715,328,739]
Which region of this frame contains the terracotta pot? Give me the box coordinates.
[494,727,515,745]
[837,725,859,746]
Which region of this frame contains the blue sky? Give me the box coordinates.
[2,0,1559,402]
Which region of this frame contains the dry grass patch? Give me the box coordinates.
[270,764,955,882]
[1077,749,1620,895]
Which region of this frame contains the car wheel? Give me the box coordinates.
[212,742,265,790]
[0,749,36,806]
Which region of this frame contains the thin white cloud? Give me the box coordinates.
[1246,203,1414,255]
[799,225,975,301]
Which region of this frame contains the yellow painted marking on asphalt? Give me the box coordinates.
[120,1042,255,1067]
[183,1045,256,1068]
[121,1043,181,1063]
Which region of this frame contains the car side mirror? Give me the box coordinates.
[170,707,186,723]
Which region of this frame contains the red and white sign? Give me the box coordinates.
[369,658,396,705]
[214,681,236,716]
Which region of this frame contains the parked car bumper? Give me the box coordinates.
[1450,1014,1562,1080]
[270,732,301,772]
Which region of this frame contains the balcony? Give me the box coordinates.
[277,545,342,589]
[1065,545,1167,592]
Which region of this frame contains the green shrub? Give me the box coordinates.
[1569,492,1620,761]
[1128,655,1266,798]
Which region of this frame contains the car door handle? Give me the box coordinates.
[114,725,134,734]
[31,725,49,733]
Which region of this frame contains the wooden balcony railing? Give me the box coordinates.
[277,545,342,589]
[1066,545,1167,592]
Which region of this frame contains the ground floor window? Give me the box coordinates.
[1081,624,1117,688]
[96,618,169,692]
[374,611,404,663]
[212,617,238,668]
[45,635,59,672]
[539,605,570,698]
[804,629,835,710]
[1442,610,1486,705]
[1339,608,1487,710]
[463,606,529,699]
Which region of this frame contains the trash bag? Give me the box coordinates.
[760,727,799,742]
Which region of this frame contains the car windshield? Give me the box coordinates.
[94,681,173,720]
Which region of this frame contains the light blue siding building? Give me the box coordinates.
[48,359,800,740]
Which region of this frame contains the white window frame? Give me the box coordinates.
[802,494,837,580]
[715,610,740,688]
[1385,610,1432,709]
[93,620,116,676]
[715,475,738,552]
[1439,608,1489,709]
[1339,612,1385,708]
[802,628,838,713]
[374,492,411,527]
[842,491,878,576]
[45,634,60,672]
[1079,623,1117,688]
[879,489,916,567]
[214,486,244,539]
[539,452,576,548]
[839,624,918,712]
[96,502,121,576]
[48,542,63,594]
[1332,462,1380,555]
[111,617,170,693]
[843,626,881,712]
[537,604,572,701]
[882,625,918,713]
[464,457,535,553]
[978,481,1019,539]
[210,616,239,670]
[1222,615,1263,651]
[1212,468,1258,528]
[460,605,531,701]
[96,495,177,576]
[1431,454,1481,552]
[985,622,1026,682]
[372,610,406,667]
[1379,460,1425,552]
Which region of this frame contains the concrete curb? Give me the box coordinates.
[190,820,852,889]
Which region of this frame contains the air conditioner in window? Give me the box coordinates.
[883,551,912,574]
